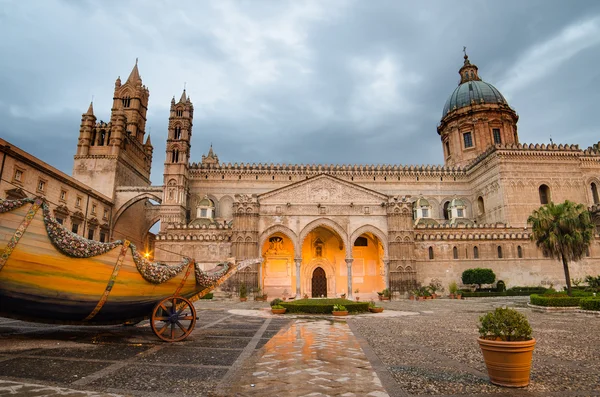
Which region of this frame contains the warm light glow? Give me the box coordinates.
[144,252,150,258]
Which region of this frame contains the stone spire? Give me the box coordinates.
[145,134,152,146]
[86,101,94,116]
[179,88,187,103]
[126,58,141,84]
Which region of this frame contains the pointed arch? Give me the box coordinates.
[299,218,348,257]
[349,224,388,260]
[259,225,298,255]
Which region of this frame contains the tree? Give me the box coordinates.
[462,268,496,290]
[528,200,594,296]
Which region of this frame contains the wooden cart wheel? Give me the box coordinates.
[151,296,197,342]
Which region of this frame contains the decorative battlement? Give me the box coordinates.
[189,162,468,176]
[466,142,585,170]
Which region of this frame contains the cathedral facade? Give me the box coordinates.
[2,54,600,300]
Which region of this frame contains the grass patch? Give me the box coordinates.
[280,298,369,314]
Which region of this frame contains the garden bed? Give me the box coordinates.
[280,298,369,314]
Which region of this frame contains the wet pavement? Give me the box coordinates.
[1,298,599,396]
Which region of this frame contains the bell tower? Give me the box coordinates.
[73,60,153,198]
[160,89,193,230]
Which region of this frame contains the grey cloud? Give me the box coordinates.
[1,0,600,188]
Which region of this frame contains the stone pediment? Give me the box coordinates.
[259,174,388,205]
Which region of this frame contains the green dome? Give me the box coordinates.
[442,80,507,117]
[450,198,465,207]
[198,197,214,207]
[413,197,430,208]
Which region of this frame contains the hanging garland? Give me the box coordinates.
[42,203,122,258]
[129,243,189,284]
[195,262,230,288]
[0,197,33,213]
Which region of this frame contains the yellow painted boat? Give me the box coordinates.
[0,197,261,341]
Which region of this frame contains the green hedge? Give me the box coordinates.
[280,298,369,314]
[579,298,600,311]
[530,294,582,307]
[200,292,213,299]
[458,289,547,297]
[507,286,548,294]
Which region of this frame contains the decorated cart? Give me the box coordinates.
[0,197,261,342]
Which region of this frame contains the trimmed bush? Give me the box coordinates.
[280,298,369,314]
[458,288,548,297]
[530,294,582,307]
[508,286,548,294]
[579,298,600,311]
[270,298,283,307]
[496,280,506,292]
[479,307,532,341]
[462,268,496,289]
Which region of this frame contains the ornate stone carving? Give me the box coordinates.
[259,175,387,205]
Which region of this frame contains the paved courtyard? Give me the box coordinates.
[0,297,598,396]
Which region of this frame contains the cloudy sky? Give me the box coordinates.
[1,0,600,185]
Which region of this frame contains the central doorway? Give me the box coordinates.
[312,267,327,297]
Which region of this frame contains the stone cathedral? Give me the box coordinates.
[3,54,599,300]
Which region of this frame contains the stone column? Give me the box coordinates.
[295,258,302,298]
[383,259,390,289]
[346,258,353,299]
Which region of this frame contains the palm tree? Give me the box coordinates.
[528,200,595,296]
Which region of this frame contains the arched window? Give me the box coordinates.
[176,109,183,117]
[453,246,458,259]
[592,183,599,204]
[175,126,182,140]
[539,184,550,205]
[473,246,479,259]
[497,245,503,259]
[477,196,485,216]
[428,247,434,260]
[172,149,179,163]
[445,141,450,158]
[586,246,590,257]
[443,201,450,220]
[98,130,106,146]
[90,130,96,146]
[517,246,523,258]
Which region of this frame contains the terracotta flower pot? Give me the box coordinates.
[369,307,384,313]
[409,296,415,301]
[332,311,348,316]
[456,294,462,300]
[478,337,536,387]
[449,293,455,299]
[240,297,247,302]
[271,308,286,314]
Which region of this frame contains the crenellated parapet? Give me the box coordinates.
[189,162,468,178]
[414,222,531,241]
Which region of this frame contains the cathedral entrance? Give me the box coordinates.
[311,267,327,297]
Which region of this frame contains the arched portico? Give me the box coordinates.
[260,227,296,298]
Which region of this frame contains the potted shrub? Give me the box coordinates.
[239,284,248,302]
[478,307,536,387]
[271,304,286,314]
[332,304,348,316]
[340,292,346,300]
[254,287,267,301]
[368,301,384,313]
[303,293,309,299]
[379,288,391,301]
[354,288,360,301]
[448,281,458,299]
[429,278,443,298]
